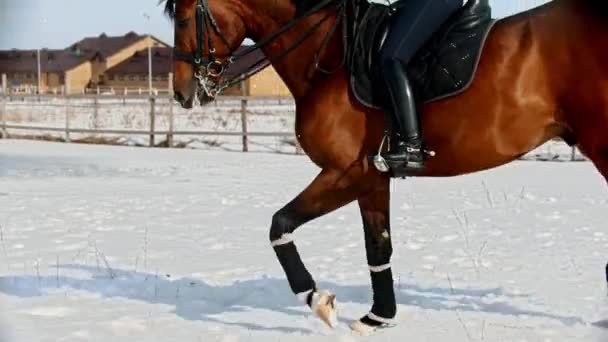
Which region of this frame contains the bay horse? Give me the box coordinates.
[166,0,608,334]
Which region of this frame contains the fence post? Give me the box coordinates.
[1,74,6,94]
[571,146,577,162]
[65,95,71,143]
[167,73,174,148]
[149,96,156,147]
[93,95,99,129]
[241,98,248,152]
[0,93,7,139]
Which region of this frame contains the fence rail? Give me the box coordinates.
[0,93,581,160]
[0,93,302,153]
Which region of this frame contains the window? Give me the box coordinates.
[26,73,32,79]
[139,75,146,81]
[118,75,124,81]
[108,75,114,81]
[128,75,135,81]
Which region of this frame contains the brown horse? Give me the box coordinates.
[166,0,608,333]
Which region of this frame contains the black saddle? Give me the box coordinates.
[345,0,496,109]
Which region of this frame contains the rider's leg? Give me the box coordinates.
[379,0,463,168]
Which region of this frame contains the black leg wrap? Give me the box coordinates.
[370,268,396,319]
[273,242,316,296]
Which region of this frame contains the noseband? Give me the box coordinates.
[173,0,345,101]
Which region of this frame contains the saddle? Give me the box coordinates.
[345,0,496,109]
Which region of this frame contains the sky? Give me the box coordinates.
[0,0,550,50]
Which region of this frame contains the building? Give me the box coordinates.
[0,30,295,97]
[0,32,168,94]
[103,47,172,93]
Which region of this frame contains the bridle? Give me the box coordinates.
[173,0,235,98]
[172,0,346,101]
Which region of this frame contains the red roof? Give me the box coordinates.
[0,49,80,74]
[0,32,167,74]
[106,47,173,76]
[104,45,268,78]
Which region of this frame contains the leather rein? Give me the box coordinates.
[172,0,345,100]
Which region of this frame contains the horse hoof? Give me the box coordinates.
[350,320,377,336]
[311,290,338,328]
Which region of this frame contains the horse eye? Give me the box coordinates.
[177,19,189,29]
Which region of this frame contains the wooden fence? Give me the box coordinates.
[0,93,581,160]
[0,93,303,154]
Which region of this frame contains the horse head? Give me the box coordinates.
[166,0,338,108]
[166,0,248,108]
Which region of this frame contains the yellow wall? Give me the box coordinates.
[65,62,93,93]
[106,37,167,70]
[90,58,106,84]
[246,66,291,96]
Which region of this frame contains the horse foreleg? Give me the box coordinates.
[351,176,396,335]
[269,167,363,328]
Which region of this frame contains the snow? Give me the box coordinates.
[0,139,606,342]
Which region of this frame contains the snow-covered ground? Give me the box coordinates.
[0,140,606,342]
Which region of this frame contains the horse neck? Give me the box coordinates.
[240,0,340,98]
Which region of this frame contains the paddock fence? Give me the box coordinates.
[0,93,303,154]
[0,93,583,161]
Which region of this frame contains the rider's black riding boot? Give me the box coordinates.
[381,58,425,170]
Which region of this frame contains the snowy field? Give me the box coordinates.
[0,140,606,342]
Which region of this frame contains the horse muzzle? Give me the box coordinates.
[174,91,195,109]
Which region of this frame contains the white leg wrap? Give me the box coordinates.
[367,312,395,325]
[296,289,313,303]
[270,233,294,247]
[369,263,391,273]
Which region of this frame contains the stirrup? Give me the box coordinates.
[372,135,436,173]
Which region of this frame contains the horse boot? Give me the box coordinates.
[381,58,425,171]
